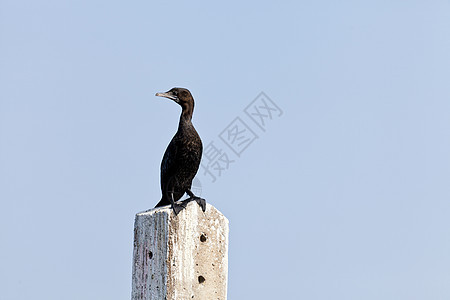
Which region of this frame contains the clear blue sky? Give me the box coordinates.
[1,1,450,299]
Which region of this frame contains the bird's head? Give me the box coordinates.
[155,87,194,109]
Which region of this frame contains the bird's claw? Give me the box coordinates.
[195,197,206,212]
[171,201,187,216]
[183,196,206,212]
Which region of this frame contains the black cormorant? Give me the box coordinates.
[154,87,206,215]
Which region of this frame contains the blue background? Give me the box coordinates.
[1,1,450,299]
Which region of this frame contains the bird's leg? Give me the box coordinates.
[183,189,206,212]
[169,191,187,216]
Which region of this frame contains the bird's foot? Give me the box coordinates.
[171,201,188,216]
[183,196,206,212]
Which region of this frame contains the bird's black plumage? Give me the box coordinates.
[154,87,205,215]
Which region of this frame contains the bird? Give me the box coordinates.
[154,87,206,215]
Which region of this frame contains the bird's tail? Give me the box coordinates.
[155,197,170,208]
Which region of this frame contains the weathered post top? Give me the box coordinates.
[132,201,229,300]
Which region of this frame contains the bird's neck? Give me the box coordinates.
[180,102,194,120]
[178,106,194,129]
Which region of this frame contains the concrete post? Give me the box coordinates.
[132,201,229,300]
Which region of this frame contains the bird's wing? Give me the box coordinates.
[160,136,178,190]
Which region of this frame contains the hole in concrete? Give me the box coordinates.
[148,251,153,259]
[198,276,205,284]
[200,234,207,242]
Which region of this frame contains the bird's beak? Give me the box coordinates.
[155,92,178,102]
